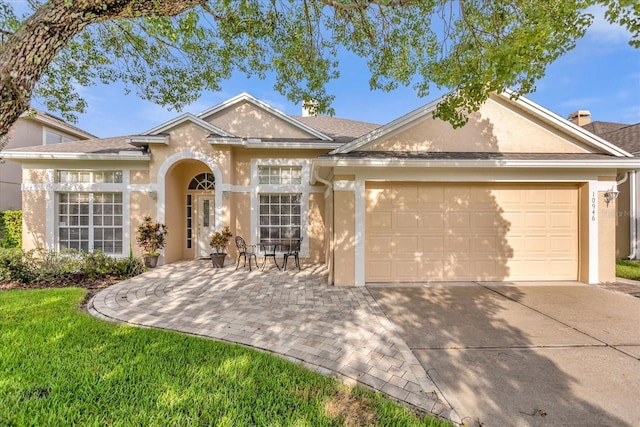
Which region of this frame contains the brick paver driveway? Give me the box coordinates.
[89,261,457,422]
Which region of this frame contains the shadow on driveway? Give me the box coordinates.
[368,282,640,426]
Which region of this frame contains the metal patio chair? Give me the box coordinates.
[235,236,259,271]
[283,237,302,270]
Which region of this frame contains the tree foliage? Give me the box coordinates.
[0,0,637,147]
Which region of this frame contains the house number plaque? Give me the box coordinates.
[592,192,596,221]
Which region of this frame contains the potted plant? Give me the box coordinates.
[209,225,232,268]
[136,216,168,268]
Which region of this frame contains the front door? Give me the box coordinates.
[196,195,215,257]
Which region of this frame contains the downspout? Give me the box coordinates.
[313,169,333,195]
[621,171,637,259]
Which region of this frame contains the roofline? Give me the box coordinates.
[196,93,333,142]
[24,110,97,139]
[0,151,149,162]
[501,89,634,157]
[141,113,235,137]
[329,97,442,154]
[331,90,635,157]
[207,136,341,149]
[314,157,640,169]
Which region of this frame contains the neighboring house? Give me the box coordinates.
[2,92,639,286]
[578,115,640,260]
[0,109,96,211]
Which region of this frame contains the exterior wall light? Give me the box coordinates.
[604,189,620,206]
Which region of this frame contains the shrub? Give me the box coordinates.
[0,210,22,248]
[0,248,145,284]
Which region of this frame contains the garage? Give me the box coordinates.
[365,182,579,282]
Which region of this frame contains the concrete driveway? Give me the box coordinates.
[368,282,640,426]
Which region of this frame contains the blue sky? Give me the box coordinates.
[28,5,640,138]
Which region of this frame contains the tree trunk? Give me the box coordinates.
[0,0,204,148]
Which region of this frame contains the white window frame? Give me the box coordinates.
[43,127,75,145]
[251,159,309,257]
[57,191,124,255]
[49,168,129,257]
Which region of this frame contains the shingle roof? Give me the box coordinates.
[583,122,640,155]
[2,136,141,154]
[293,115,380,143]
[582,121,629,136]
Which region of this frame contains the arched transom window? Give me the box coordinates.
[188,173,215,190]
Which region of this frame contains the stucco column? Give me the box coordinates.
[333,180,356,286]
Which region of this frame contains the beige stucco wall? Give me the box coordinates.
[578,184,590,283]
[203,101,314,139]
[22,189,47,251]
[370,96,596,153]
[21,170,47,251]
[130,191,156,258]
[599,191,617,283]
[333,189,355,286]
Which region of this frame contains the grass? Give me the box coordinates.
[616,259,640,280]
[0,288,451,427]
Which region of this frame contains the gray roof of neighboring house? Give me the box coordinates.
[2,136,141,154]
[29,109,97,139]
[293,115,380,144]
[581,120,640,155]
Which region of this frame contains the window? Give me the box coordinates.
[58,192,123,254]
[186,195,193,249]
[258,166,302,185]
[57,170,123,184]
[45,130,74,145]
[259,194,301,240]
[188,173,215,190]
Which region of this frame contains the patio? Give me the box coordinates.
[88,260,455,422]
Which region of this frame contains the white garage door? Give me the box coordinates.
[365,183,578,282]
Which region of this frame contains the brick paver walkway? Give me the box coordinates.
[88,260,457,423]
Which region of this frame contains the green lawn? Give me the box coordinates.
[0,288,450,426]
[616,259,640,280]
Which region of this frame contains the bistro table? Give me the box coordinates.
[258,238,302,271]
[259,242,281,270]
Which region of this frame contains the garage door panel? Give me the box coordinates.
[393,211,419,228]
[393,236,420,253]
[422,236,444,252]
[369,211,392,229]
[366,183,578,282]
[447,212,470,228]
[419,212,444,228]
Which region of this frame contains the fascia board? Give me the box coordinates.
[500,90,633,157]
[314,157,640,169]
[141,113,234,137]
[24,111,97,139]
[126,135,168,146]
[0,152,150,162]
[330,97,443,154]
[197,92,333,141]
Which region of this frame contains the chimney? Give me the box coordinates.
[302,100,318,117]
[568,110,591,126]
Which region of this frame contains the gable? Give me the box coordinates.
[199,96,330,140]
[367,95,600,154]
